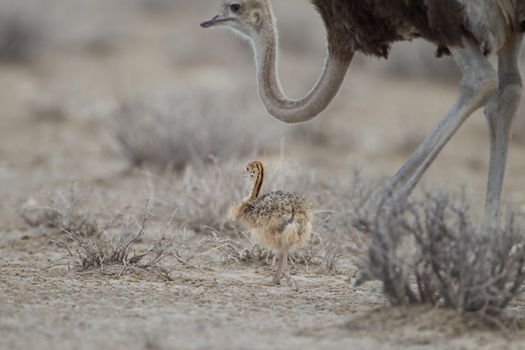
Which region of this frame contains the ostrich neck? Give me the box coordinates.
[245,171,264,202]
[252,24,352,124]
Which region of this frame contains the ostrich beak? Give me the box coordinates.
[200,12,234,28]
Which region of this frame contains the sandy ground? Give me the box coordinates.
[1,1,525,349]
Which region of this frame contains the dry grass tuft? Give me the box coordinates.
[360,192,525,321]
[199,228,344,273]
[21,185,111,238]
[151,160,245,234]
[110,90,284,170]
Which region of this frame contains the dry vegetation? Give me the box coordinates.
[19,186,180,279]
[359,194,525,321]
[20,185,108,238]
[56,208,177,281]
[22,166,525,322]
[111,89,284,169]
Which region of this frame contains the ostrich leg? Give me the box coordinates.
[484,33,523,225]
[280,243,297,290]
[372,39,497,213]
[273,243,297,289]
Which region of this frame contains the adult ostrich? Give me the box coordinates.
[201,0,525,222]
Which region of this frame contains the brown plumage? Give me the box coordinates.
[312,0,525,59]
[230,191,312,249]
[229,161,312,287]
[312,0,466,58]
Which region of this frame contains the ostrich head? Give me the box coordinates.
[200,0,273,41]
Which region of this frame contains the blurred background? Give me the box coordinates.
[1,0,524,217]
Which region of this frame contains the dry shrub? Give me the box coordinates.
[21,184,191,279]
[111,89,284,169]
[361,192,525,319]
[149,160,249,235]
[169,161,244,234]
[21,185,111,238]
[56,206,178,280]
[199,230,269,265]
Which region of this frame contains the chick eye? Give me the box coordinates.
[230,4,241,13]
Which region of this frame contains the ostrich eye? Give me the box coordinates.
[230,4,241,13]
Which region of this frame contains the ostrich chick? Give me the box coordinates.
[229,161,312,287]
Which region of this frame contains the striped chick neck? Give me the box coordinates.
[245,161,264,202]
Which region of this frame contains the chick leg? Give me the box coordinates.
[273,252,284,285]
[280,244,298,290]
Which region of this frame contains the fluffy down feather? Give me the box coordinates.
[229,191,312,252]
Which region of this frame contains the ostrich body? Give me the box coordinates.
[229,161,312,287]
[202,0,525,224]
